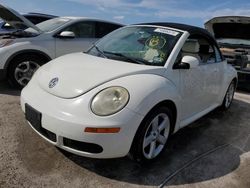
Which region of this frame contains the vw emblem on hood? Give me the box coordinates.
[49,77,59,88]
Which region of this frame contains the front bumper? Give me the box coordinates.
[20,82,144,159]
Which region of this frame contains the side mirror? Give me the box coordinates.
[58,31,75,39]
[173,55,199,69]
[182,56,199,68]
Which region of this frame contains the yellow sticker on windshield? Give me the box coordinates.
[146,36,166,49]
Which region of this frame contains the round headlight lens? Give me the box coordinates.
[91,87,129,116]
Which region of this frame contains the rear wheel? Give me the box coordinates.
[220,80,236,110]
[8,54,47,88]
[129,106,173,163]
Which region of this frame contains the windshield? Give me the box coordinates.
[87,26,182,66]
[25,17,70,33]
[217,38,250,46]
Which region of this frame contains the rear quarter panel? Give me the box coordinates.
[219,61,238,103]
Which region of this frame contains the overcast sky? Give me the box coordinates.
[1,0,250,27]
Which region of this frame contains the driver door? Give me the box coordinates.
[178,39,209,122]
[178,36,222,123]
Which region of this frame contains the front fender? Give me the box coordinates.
[97,74,181,118]
[1,41,53,69]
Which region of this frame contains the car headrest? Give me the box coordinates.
[182,40,200,53]
[199,45,210,54]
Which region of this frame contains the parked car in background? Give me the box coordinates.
[0,4,123,88]
[205,16,250,89]
[21,23,237,162]
[0,12,57,35]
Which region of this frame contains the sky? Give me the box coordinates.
[1,0,250,27]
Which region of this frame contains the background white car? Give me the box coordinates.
[21,23,237,162]
[0,4,123,88]
[0,12,57,35]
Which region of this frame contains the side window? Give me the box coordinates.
[174,39,200,65]
[181,39,201,61]
[25,16,38,24]
[25,16,49,25]
[177,35,219,65]
[63,21,95,38]
[198,39,216,64]
[96,22,121,38]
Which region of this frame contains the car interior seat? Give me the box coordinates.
[182,39,201,62]
[198,38,213,63]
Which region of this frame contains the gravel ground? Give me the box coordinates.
[0,81,250,188]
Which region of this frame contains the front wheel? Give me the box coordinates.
[8,54,47,89]
[129,106,173,163]
[220,80,236,110]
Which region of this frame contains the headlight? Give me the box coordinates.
[91,86,129,116]
[0,39,13,48]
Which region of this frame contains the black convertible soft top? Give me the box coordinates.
[136,22,217,44]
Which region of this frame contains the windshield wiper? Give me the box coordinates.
[103,51,146,65]
[92,44,107,58]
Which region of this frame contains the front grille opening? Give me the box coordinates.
[63,138,103,154]
[31,124,57,142]
[25,103,57,142]
[42,129,57,142]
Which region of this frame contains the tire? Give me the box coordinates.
[129,106,173,163]
[220,80,236,111]
[8,54,47,89]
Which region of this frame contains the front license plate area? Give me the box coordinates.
[25,103,42,131]
[25,104,57,142]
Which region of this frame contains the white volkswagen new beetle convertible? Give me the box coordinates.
[21,23,237,162]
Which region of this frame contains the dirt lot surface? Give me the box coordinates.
[0,81,250,188]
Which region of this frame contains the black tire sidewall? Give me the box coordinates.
[221,81,236,110]
[130,106,173,163]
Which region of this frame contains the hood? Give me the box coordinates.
[36,53,165,98]
[0,4,42,33]
[205,16,250,40]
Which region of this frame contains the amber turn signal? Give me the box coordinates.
[84,127,121,133]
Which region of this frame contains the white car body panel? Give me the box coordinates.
[21,75,144,158]
[21,24,238,159]
[37,53,165,98]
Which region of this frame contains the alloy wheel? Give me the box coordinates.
[142,113,170,159]
[14,61,40,86]
[225,82,235,108]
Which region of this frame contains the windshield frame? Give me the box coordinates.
[87,25,183,67]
